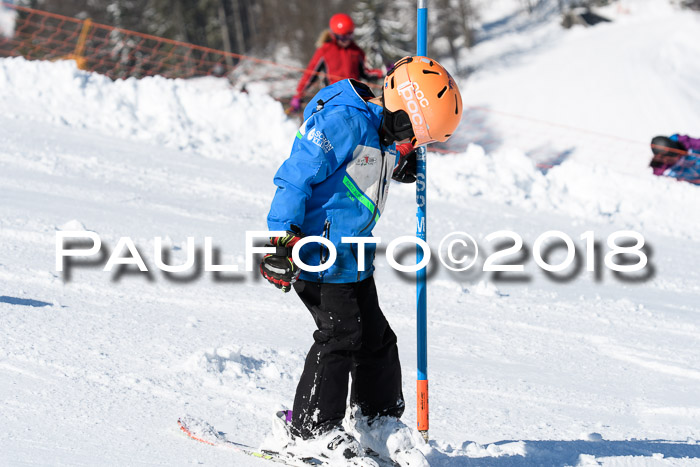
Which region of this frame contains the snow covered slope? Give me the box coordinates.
[1,1,699,466]
[436,0,700,241]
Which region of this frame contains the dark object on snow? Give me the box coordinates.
[0,296,52,307]
[650,136,686,172]
[562,9,612,29]
[651,136,685,157]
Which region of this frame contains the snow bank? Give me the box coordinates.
[0,57,298,167]
[2,52,698,242]
[429,143,700,240]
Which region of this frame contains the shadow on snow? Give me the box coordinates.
[426,439,700,466]
[0,295,52,307]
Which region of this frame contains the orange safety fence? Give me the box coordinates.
[0,2,377,98]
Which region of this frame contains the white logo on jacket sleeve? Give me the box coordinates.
[355,155,377,166]
[307,128,334,153]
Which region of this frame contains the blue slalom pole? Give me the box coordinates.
[416,0,429,442]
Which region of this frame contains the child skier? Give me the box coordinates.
[260,56,463,462]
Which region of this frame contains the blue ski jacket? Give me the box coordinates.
[267,79,399,283]
[665,154,700,184]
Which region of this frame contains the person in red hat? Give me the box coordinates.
[289,13,383,112]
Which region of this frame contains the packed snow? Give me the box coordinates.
[1,0,699,466]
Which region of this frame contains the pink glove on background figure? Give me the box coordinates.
[290,96,301,112]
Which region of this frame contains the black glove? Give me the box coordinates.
[392,149,417,183]
[259,228,303,293]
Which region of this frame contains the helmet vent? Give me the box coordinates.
[437,86,447,98]
[454,95,459,114]
[390,76,395,89]
[422,70,440,75]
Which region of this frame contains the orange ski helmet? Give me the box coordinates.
[382,56,462,147]
[329,13,354,35]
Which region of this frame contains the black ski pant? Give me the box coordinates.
[291,276,404,439]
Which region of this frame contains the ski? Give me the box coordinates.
[178,416,403,466]
[177,417,325,466]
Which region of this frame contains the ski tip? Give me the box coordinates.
[177,418,216,446]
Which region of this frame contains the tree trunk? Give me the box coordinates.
[458,0,474,49]
[245,0,258,54]
[218,0,234,66]
[173,0,189,43]
[437,0,461,71]
[229,0,247,54]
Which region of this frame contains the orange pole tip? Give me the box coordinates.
[417,379,429,432]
